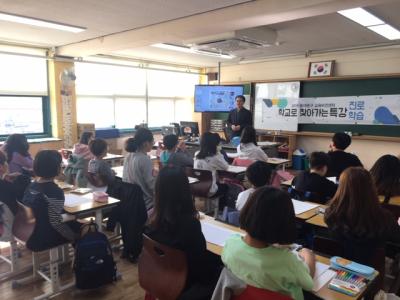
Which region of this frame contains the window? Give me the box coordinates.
[75,62,200,129]
[0,50,49,137]
[0,96,45,135]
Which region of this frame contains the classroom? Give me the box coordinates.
[0,1,399,300]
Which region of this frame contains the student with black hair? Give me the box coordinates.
[237,126,268,162]
[292,152,337,204]
[194,132,229,207]
[73,131,94,160]
[1,133,33,174]
[64,131,94,187]
[370,154,400,203]
[123,128,155,210]
[223,186,315,300]
[22,150,81,248]
[87,138,115,190]
[326,132,362,178]
[146,166,222,299]
[160,134,193,168]
[236,161,272,210]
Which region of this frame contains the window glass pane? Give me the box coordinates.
[174,98,193,123]
[0,54,47,94]
[75,63,146,96]
[115,98,146,129]
[76,97,114,128]
[147,70,199,97]
[148,99,174,127]
[0,96,44,135]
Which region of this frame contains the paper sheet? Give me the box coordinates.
[227,152,239,159]
[227,165,247,173]
[258,141,278,146]
[292,199,320,215]
[64,194,93,207]
[201,222,240,247]
[313,262,337,291]
[327,177,337,184]
[188,177,199,184]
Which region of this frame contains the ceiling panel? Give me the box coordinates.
[0,0,252,46]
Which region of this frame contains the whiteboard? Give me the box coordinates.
[254,82,300,132]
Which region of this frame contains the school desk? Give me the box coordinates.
[281,178,293,188]
[306,213,328,228]
[63,192,120,232]
[200,216,378,300]
[379,195,400,206]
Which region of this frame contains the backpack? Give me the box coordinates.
[74,221,117,289]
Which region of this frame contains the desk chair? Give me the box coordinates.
[0,203,23,281]
[184,167,219,216]
[12,202,74,300]
[138,234,187,300]
[232,285,292,300]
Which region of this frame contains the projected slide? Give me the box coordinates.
[194,85,243,112]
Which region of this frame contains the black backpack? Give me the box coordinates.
[74,221,117,289]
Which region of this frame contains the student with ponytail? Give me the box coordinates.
[122,128,155,209]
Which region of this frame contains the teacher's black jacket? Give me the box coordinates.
[226,108,252,138]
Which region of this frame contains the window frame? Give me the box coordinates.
[0,94,51,141]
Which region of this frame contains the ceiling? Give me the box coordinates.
[0,0,399,67]
[0,0,252,46]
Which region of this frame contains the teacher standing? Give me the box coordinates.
[227,95,252,139]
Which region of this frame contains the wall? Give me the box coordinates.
[210,46,400,168]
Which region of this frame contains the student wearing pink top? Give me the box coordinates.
[2,134,33,174]
[72,132,94,160]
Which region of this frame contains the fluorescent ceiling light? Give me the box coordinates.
[0,11,85,33]
[368,24,400,40]
[338,7,384,27]
[152,43,234,59]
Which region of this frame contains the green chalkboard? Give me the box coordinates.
[300,77,400,137]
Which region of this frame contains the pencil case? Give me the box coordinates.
[330,256,375,277]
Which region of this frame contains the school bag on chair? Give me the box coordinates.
[74,220,117,289]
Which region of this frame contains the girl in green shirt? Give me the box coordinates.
[222,186,315,300]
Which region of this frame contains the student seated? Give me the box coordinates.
[1,133,33,174]
[236,161,272,211]
[370,154,400,203]
[237,126,268,162]
[22,150,81,249]
[326,132,362,178]
[0,150,30,215]
[87,138,115,190]
[160,134,193,168]
[123,128,156,210]
[64,131,94,187]
[325,167,400,264]
[146,166,222,300]
[292,152,337,204]
[223,186,315,300]
[194,132,229,208]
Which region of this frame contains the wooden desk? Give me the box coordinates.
[201,216,377,300]
[266,158,291,171]
[281,178,293,188]
[306,213,328,228]
[112,166,199,184]
[379,195,400,206]
[64,192,120,232]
